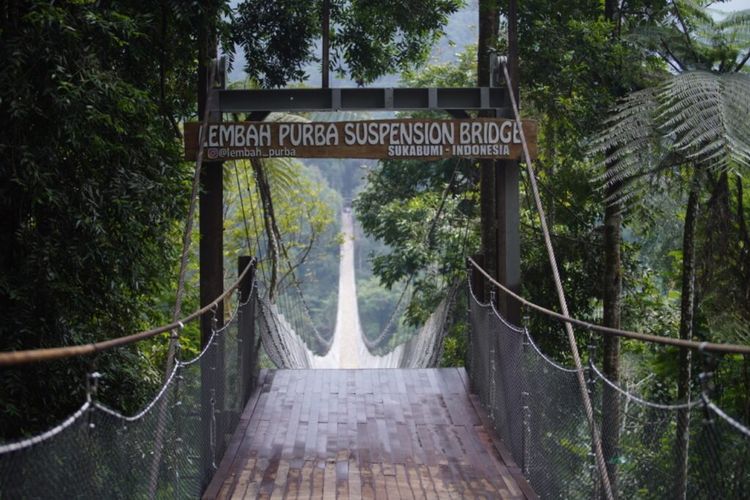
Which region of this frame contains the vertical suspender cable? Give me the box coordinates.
[242,161,269,285]
[233,161,254,255]
[499,58,615,500]
[147,61,218,499]
[167,59,218,368]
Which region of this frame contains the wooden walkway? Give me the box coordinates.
[204,368,536,499]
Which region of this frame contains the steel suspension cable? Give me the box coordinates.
[273,211,334,352]
[499,58,615,500]
[237,154,332,355]
[147,59,220,499]
[242,160,269,285]
[362,161,463,352]
[233,161,254,256]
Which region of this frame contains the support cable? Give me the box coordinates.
[242,160,269,285]
[467,258,750,355]
[0,260,256,366]
[273,220,334,353]
[233,161,254,256]
[164,60,217,369]
[499,57,615,500]
[149,58,225,498]
[240,156,332,356]
[361,160,462,352]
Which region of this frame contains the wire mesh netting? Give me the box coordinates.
[258,282,458,370]
[0,284,259,499]
[467,277,750,499]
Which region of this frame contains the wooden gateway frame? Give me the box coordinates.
[193,55,532,336]
[193,57,533,486]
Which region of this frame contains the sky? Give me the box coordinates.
[713,0,750,11]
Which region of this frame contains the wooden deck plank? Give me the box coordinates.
[347,456,362,500]
[204,368,535,499]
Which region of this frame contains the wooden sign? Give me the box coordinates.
[184,118,537,161]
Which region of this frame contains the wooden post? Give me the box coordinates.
[478,0,500,300]
[199,9,224,485]
[238,256,257,407]
[470,254,486,304]
[495,153,521,324]
[494,0,521,326]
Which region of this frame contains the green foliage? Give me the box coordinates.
[0,1,200,437]
[515,0,666,136]
[224,155,340,345]
[630,1,750,73]
[590,1,750,446]
[440,305,469,367]
[357,276,409,344]
[232,0,320,86]
[592,3,750,347]
[353,45,479,339]
[231,0,463,86]
[356,156,477,327]
[400,44,476,87]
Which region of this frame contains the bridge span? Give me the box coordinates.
[204,368,535,499]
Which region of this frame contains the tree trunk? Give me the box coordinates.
[601,2,623,496]
[602,191,622,497]
[674,169,701,500]
[736,176,750,306]
[251,158,281,299]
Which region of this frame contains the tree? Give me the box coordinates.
[224,152,340,353]
[593,4,750,496]
[231,0,462,87]
[354,47,479,336]
[0,1,206,437]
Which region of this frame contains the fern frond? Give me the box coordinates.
[591,69,750,206]
[590,88,664,197]
[716,9,750,47]
[658,71,750,170]
[675,0,714,26]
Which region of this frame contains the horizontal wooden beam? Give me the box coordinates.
[217,87,507,113]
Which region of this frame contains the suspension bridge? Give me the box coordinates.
[1,57,749,499]
[1,205,748,498]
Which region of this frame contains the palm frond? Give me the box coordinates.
[263,157,302,192]
[266,113,309,123]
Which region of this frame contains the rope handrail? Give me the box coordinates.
[0,258,256,366]
[468,257,750,355]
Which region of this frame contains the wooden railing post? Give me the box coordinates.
[238,256,257,407]
[199,49,225,488]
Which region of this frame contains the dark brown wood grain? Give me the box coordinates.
[203,368,535,499]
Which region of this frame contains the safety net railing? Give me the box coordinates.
[0,259,260,499]
[467,268,750,499]
[256,279,458,370]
